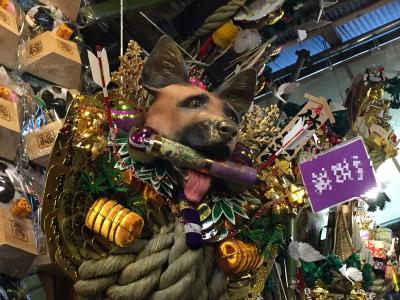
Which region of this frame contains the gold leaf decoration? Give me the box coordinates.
[111,40,149,107]
[239,104,280,157]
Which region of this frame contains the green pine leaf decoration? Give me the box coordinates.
[126,194,146,217]
[210,191,254,224]
[221,200,235,224]
[232,202,249,219]
[362,263,374,290]
[113,137,128,145]
[118,143,128,156]
[212,201,223,223]
[155,165,166,178]
[133,161,177,198]
[80,155,129,198]
[241,191,260,204]
[385,76,400,109]
[236,215,284,258]
[107,136,177,197]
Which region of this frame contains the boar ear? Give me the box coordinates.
[140,36,189,91]
[215,69,257,116]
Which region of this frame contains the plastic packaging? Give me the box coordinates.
[18,1,85,89]
[0,66,22,161]
[21,83,67,167]
[0,0,23,68]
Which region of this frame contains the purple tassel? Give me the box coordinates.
[181,207,204,250]
[179,191,204,250]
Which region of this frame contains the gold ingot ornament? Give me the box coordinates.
[349,282,366,300]
[312,281,329,300]
[216,238,263,275]
[85,198,144,247]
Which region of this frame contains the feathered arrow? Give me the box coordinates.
[87,46,112,128]
[259,117,313,168]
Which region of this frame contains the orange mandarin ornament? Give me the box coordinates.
[85,198,144,247]
[216,238,263,275]
[11,198,32,218]
[0,85,9,99]
[56,23,74,40]
[0,0,9,9]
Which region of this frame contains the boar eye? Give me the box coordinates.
[189,99,203,108]
[179,94,209,109]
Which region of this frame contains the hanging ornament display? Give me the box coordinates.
[39,35,399,300]
[347,67,399,168]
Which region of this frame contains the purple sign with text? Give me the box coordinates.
[299,138,377,212]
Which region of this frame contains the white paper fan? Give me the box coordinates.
[288,241,326,263]
[297,29,308,42]
[234,0,285,21]
[339,264,363,284]
[273,82,299,103]
[317,0,339,23]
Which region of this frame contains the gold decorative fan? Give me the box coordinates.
[333,204,353,260]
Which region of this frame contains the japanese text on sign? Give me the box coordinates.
[312,156,364,195]
[299,138,377,212]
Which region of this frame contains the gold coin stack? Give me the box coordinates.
[85,197,144,247]
[216,238,263,275]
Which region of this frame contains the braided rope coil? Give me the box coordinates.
[74,219,227,300]
[182,0,247,49]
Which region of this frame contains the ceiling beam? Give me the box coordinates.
[281,0,392,49]
[272,17,400,82]
[81,0,172,26]
[330,0,392,28]
[319,25,342,47]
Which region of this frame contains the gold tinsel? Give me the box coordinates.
[239,104,280,157]
[72,95,107,158]
[111,40,149,107]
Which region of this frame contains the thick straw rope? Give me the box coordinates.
[181,0,247,49]
[74,219,227,300]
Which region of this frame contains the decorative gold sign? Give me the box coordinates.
[57,40,73,55]
[0,10,10,25]
[28,41,43,58]
[11,220,28,242]
[36,130,56,149]
[0,103,10,121]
